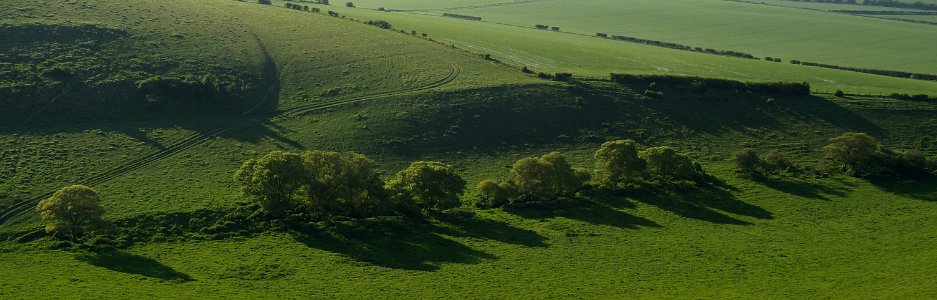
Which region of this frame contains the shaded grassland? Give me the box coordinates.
[1,166,936,298]
[319,3,937,95]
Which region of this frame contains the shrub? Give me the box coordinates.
[37,185,108,240]
[834,89,845,97]
[594,140,646,189]
[234,151,307,218]
[510,152,585,202]
[258,0,272,4]
[551,26,560,31]
[386,161,467,212]
[301,151,390,218]
[474,180,515,208]
[366,20,392,29]
[732,148,762,178]
[762,150,794,173]
[553,72,572,81]
[40,66,73,81]
[596,33,608,38]
[639,146,705,183]
[345,2,354,7]
[521,66,532,73]
[822,132,880,176]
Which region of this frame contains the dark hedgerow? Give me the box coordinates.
[609,73,811,95]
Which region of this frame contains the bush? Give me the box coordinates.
[386,161,467,212]
[366,20,392,29]
[639,146,707,183]
[762,150,794,173]
[474,180,516,208]
[822,132,880,176]
[510,152,586,203]
[732,148,762,178]
[553,72,572,81]
[37,185,108,240]
[551,26,560,31]
[834,89,845,97]
[609,74,811,96]
[40,66,73,81]
[258,0,272,4]
[345,2,354,7]
[594,140,646,189]
[234,151,307,218]
[301,151,390,219]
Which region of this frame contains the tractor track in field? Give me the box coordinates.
[0,63,460,227]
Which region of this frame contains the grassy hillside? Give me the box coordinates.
[1,0,936,298]
[321,4,937,95]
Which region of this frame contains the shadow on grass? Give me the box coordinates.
[761,177,850,201]
[631,185,773,225]
[869,177,937,202]
[433,213,548,247]
[76,251,193,282]
[291,219,496,271]
[504,198,661,229]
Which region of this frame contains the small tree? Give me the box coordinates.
[762,150,793,173]
[510,152,585,202]
[386,161,466,212]
[37,185,107,239]
[594,139,646,189]
[822,132,879,175]
[235,151,307,217]
[301,151,389,218]
[639,146,700,182]
[345,1,354,7]
[474,180,515,208]
[732,148,761,178]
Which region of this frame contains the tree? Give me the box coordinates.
[474,179,515,208]
[510,152,585,202]
[301,151,389,218]
[234,151,306,217]
[732,148,761,177]
[594,139,646,189]
[36,185,106,239]
[822,132,879,175]
[386,161,466,212]
[639,146,699,182]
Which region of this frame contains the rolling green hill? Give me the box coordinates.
[1,0,936,298]
[321,3,937,95]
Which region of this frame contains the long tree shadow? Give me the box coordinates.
[761,177,850,201]
[504,198,660,230]
[291,219,495,271]
[432,213,548,247]
[869,177,937,202]
[630,185,773,225]
[75,251,193,282]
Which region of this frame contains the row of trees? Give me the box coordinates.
[790,60,937,81]
[609,73,811,95]
[534,24,560,31]
[475,140,713,208]
[235,151,466,220]
[442,13,482,21]
[733,132,937,179]
[135,74,243,109]
[598,34,757,60]
[284,2,320,12]
[790,0,937,11]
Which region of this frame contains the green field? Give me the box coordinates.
[346,0,937,74]
[2,0,936,298]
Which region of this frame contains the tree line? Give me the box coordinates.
[787,0,937,11]
[609,73,812,96]
[790,60,937,82]
[596,33,758,60]
[733,132,937,179]
[443,13,482,21]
